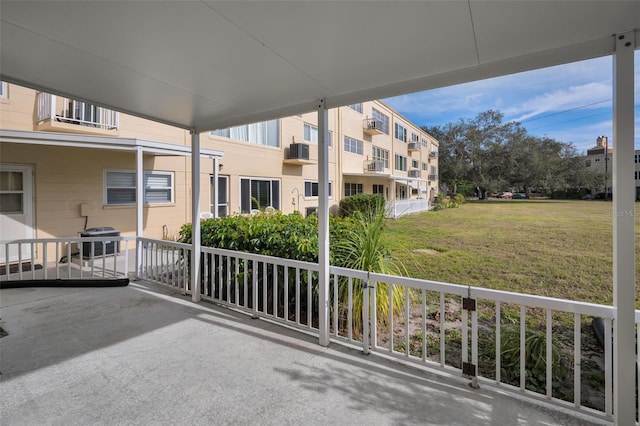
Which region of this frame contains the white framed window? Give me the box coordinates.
[431,165,437,175]
[211,119,280,147]
[395,155,407,171]
[373,184,384,196]
[304,123,318,143]
[371,108,389,134]
[412,159,419,169]
[344,183,363,197]
[347,103,363,113]
[411,132,419,143]
[372,146,389,168]
[394,123,407,142]
[0,82,7,99]
[422,138,428,147]
[104,170,174,205]
[344,136,363,154]
[304,181,332,198]
[240,177,280,213]
[422,162,428,171]
[303,123,332,146]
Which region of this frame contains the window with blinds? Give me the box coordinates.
[105,170,174,205]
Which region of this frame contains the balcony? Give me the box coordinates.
[36,92,119,135]
[408,169,421,178]
[363,160,385,173]
[408,142,420,152]
[429,174,438,181]
[363,118,384,135]
[283,142,316,165]
[0,235,628,424]
[429,151,438,158]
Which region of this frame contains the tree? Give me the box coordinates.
[425,110,598,196]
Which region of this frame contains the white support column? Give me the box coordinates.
[213,157,220,218]
[191,130,201,303]
[318,99,330,346]
[612,30,635,426]
[135,146,144,278]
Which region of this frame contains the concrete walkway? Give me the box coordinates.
[1,281,607,425]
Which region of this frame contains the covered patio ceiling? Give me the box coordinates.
[1,1,638,132]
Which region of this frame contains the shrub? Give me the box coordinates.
[453,194,466,205]
[339,194,385,218]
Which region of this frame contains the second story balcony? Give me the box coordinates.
[363,118,384,135]
[429,174,438,181]
[408,142,420,152]
[363,160,385,173]
[408,169,421,178]
[36,92,119,135]
[429,151,438,158]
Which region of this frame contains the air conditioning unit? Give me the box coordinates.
[288,143,310,160]
[408,169,421,178]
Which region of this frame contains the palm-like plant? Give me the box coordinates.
[332,203,405,332]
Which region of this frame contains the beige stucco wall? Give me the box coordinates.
[1,82,440,253]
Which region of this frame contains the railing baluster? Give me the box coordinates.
[296,268,301,325]
[421,289,427,362]
[235,256,240,307]
[439,292,445,366]
[227,256,232,305]
[520,305,526,391]
[362,274,370,355]
[307,269,312,328]
[388,283,394,352]
[574,313,581,408]
[43,243,48,279]
[495,302,501,384]
[404,285,409,357]
[462,296,469,369]
[283,265,288,319]
[348,276,353,341]
[371,280,377,349]
[263,261,268,315]
[333,273,338,336]
[252,261,258,318]
[546,309,552,399]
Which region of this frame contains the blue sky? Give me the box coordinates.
[384,52,640,154]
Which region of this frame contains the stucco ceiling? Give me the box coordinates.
[1,1,638,132]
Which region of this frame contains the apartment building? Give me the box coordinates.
[584,135,640,198]
[0,82,438,262]
[208,101,439,219]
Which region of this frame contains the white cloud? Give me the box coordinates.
[506,81,613,122]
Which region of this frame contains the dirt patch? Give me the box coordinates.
[412,248,440,255]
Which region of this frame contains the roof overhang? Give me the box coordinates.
[1,1,638,132]
[0,129,224,158]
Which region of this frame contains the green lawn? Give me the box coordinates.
[385,200,639,306]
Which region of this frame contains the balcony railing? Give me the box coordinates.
[386,198,428,218]
[363,118,384,135]
[429,174,438,180]
[2,234,630,423]
[429,151,438,158]
[408,142,420,151]
[37,92,119,131]
[363,160,385,173]
[408,169,421,178]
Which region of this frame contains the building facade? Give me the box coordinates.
[584,135,640,198]
[0,82,438,263]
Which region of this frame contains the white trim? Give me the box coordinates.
[238,176,282,213]
[0,81,8,99]
[0,129,223,158]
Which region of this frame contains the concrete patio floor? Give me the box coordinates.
[1,281,607,425]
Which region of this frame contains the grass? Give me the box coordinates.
[385,199,640,307]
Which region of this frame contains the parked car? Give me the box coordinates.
[512,193,527,199]
[498,192,513,199]
[582,194,594,200]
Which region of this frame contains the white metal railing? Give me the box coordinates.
[136,237,192,292]
[2,237,633,422]
[2,236,135,281]
[198,247,321,333]
[387,198,428,218]
[329,266,620,422]
[36,92,119,130]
